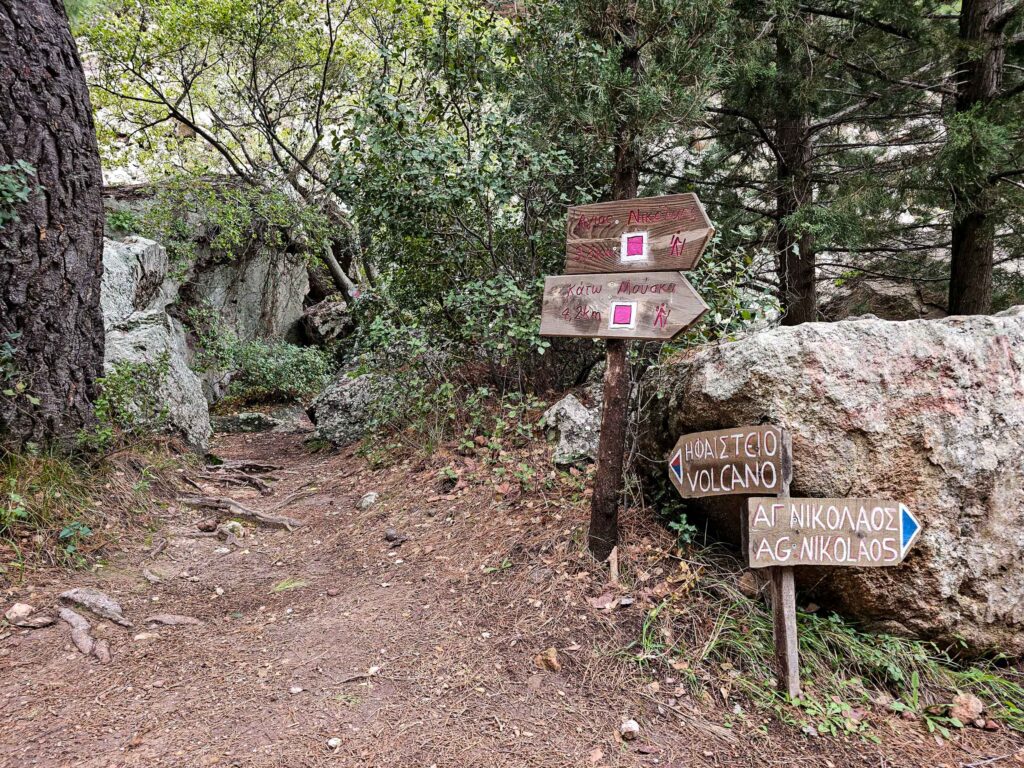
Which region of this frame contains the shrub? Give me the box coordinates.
[188,305,333,404]
[229,340,333,403]
[79,355,170,452]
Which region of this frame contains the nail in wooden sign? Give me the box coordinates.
[565,193,715,275]
[747,497,923,569]
[539,271,708,340]
[668,426,792,499]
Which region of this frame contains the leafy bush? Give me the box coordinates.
[105,207,140,233]
[137,178,335,278]
[188,306,332,404]
[79,355,170,452]
[229,341,333,403]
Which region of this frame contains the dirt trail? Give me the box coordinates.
[1,430,1020,767]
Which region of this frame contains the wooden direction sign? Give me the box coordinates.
[668,426,791,499]
[565,193,715,275]
[540,271,708,341]
[747,497,923,569]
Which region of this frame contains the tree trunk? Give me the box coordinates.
[588,36,641,561]
[948,0,1003,315]
[0,0,105,449]
[775,22,817,326]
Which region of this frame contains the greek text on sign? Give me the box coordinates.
[668,426,791,499]
[539,271,707,341]
[565,193,715,275]
[747,497,923,569]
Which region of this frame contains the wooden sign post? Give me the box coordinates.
[539,272,708,340]
[667,425,800,696]
[541,194,715,562]
[668,424,926,698]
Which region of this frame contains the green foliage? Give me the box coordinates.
[134,178,334,277]
[188,307,332,404]
[230,342,333,404]
[0,160,36,227]
[105,207,140,234]
[79,355,171,452]
[630,545,1024,737]
[0,450,95,570]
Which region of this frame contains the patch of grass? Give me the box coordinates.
[629,546,1024,738]
[271,577,308,593]
[1,443,183,578]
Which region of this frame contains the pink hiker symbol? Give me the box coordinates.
[653,303,671,329]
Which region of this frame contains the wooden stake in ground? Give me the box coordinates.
[588,338,630,561]
[769,471,801,699]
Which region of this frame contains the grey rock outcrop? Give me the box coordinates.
[301,299,353,346]
[183,250,309,342]
[101,237,211,451]
[543,394,600,465]
[641,310,1024,655]
[307,371,394,447]
[819,276,947,322]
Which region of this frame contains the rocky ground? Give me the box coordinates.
[1,429,1022,767]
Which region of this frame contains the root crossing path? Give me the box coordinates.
[1,432,1017,767]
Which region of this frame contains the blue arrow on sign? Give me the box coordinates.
[899,503,922,558]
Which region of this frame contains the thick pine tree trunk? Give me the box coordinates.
[949,0,1003,315]
[775,23,817,326]
[0,0,105,449]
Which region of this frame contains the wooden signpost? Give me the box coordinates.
[565,193,715,274]
[668,425,790,499]
[747,497,922,568]
[539,271,707,341]
[668,426,925,699]
[540,193,715,563]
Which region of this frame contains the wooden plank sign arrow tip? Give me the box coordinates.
[900,503,922,558]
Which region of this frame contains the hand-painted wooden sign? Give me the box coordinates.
[565,193,715,275]
[668,426,791,499]
[539,271,708,340]
[746,497,923,569]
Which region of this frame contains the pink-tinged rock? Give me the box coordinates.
[642,307,1024,656]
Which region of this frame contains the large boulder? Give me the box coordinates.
[183,250,309,342]
[640,309,1024,656]
[819,276,947,322]
[301,299,353,346]
[101,237,211,451]
[307,371,394,447]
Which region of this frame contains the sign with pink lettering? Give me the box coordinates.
[565,193,715,275]
[539,271,707,340]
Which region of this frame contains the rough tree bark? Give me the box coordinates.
[775,20,817,326]
[0,0,105,449]
[948,0,1004,315]
[588,32,641,562]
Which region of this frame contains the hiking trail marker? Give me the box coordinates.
[565,193,714,274]
[668,425,790,499]
[747,498,922,568]
[539,271,708,341]
[540,193,714,563]
[667,425,925,699]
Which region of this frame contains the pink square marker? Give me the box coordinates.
[626,235,644,257]
[613,304,633,325]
